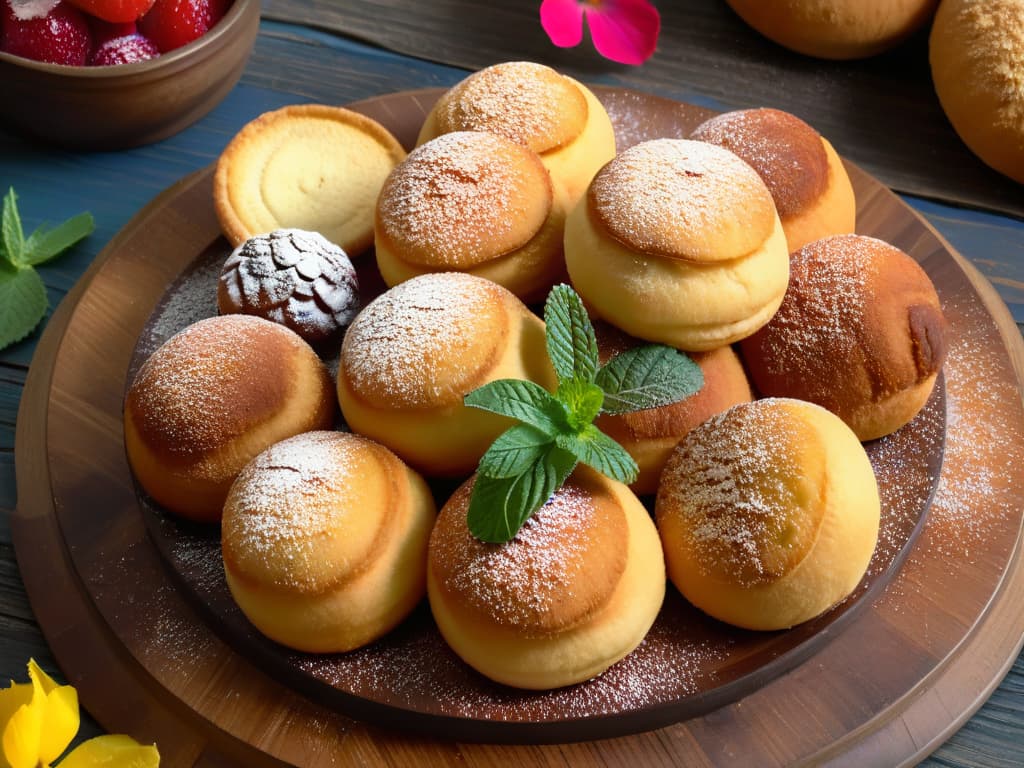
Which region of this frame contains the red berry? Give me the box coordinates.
[1,2,92,65]
[88,17,136,45]
[90,30,156,64]
[136,0,228,53]
[65,0,154,23]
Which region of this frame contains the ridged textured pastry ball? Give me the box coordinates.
[427,467,665,689]
[725,0,939,59]
[217,228,360,346]
[417,61,616,207]
[930,0,1024,184]
[222,431,436,653]
[124,315,335,522]
[213,104,406,256]
[739,234,949,441]
[375,131,569,302]
[564,138,789,352]
[691,108,856,253]
[336,272,557,477]
[656,398,880,631]
[592,322,753,495]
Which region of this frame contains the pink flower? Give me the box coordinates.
[540,0,660,66]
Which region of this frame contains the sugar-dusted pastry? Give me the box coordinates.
[427,467,665,689]
[222,431,436,653]
[656,398,880,631]
[213,104,406,256]
[739,234,949,441]
[416,61,616,207]
[124,315,335,522]
[217,228,360,346]
[336,272,557,477]
[375,131,568,302]
[691,108,856,253]
[564,138,789,352]
[593,322,753,495]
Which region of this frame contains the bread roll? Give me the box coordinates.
[222,431,436,653]
[739,234,949,441]
[124,315,335,522]
[656,398,880,631]
[593,322,753,495]
[427,467,665,689]
[336,272,557,476]
[930,0,1024,184]
[691,108,856,253]
[375,131,568,302]
[417,61,616,208]
[564,139,789,351]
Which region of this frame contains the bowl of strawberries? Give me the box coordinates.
[0,0,259,149]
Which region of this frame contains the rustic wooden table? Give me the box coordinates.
[2,2,1022,765]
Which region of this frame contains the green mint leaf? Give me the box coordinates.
[2,188,25,267]
[464,379,568,435]
[477,424,553,478]
[0,265,47,351]
[544,284,599,384]
[557,378,604,431]
[467,445,577,543]
[22,212,94,267]
[556,424,638,484]
[596,345,704,415]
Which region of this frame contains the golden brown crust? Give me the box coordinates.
[213,104,406,256]
[429,472,628,638]
[375,131,553,269]
[691,108,828,220]
[739,234,949,439]
[430,61,588,154]
[339,273,511,411]
[586,139,776,263]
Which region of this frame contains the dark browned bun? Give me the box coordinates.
[426,467,665,689]
[739,234,949,441]
[123,315,335,522]
[592,321,754,494]
[691,108,856,253]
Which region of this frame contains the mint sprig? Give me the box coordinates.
[464,284,704,543]
[0,188,94,351]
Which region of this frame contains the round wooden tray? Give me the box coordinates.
[14,88,1024,766]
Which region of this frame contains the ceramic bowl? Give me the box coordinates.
[0,0,260,150]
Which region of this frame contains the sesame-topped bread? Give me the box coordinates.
[221,431,436,653]
[427,466,665,689]
[375,131,569,302]
[123,314,335,522]
[655,398,880,631]
[417,61,616,208]
[691,108,856,253]
[564,138,790,351]
[336,272,557,476]
[739,233,949,440]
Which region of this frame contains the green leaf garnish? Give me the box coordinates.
[464,283,703,543]
[0,188,94,352]
[596,344,704,415]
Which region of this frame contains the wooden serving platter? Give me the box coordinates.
[13,88,1024,766]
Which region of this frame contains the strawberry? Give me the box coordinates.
[90,30,156,64]
[1,1,92,65]
[88,17,136,45]
[66,0,153,23]
[136,0,228,53]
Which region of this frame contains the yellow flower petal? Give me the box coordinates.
[38,686,79,766]
[0,684,33,768]
[58,735,159,768]
[2,667,45,768]
[27,661,59,697]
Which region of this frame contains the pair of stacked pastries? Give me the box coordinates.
[124,60,949,693]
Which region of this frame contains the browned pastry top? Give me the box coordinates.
[429,470,629,638]
[432,61,588,154]
[691,108,829,219]
[587,139,776,263]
